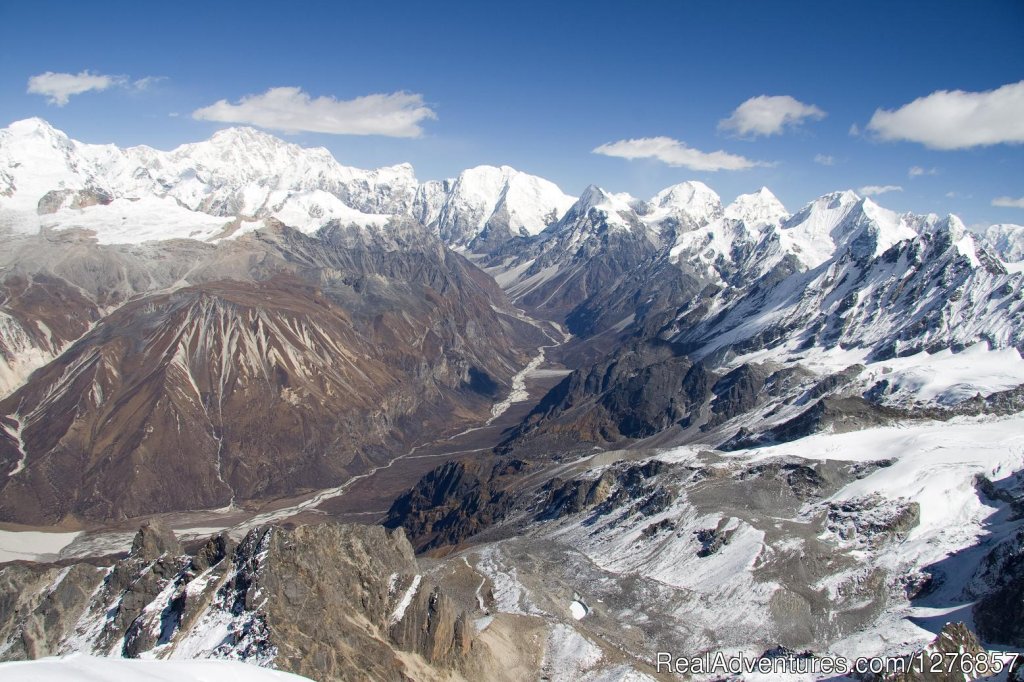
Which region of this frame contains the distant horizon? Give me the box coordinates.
[4,114,1017,234]
[1,1,1022,227]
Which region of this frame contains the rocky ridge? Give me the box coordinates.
[0,522,481,680]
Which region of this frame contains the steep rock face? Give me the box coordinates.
[537,460,667,522]
[969,475,1024,647]
[724,397,904,450]
[563,255,705,343]
[671,213,1023,361]
[0,523,474,681]
[383,458,528,553]
[0,224,543,524]
[866,622,989,682]
[255,524,471,679]
[502,194,1024,459]
[482,186,663,326]
[0,562,107,659]
[499,343,819,454]
[974,576,1024,647]
[498,340,709,450]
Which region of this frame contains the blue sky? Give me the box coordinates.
[1,0,1022,226]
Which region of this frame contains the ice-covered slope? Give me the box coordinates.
[642,180,723,227]
[135,126,418,216]
[482,185,664,320]
[559,184,643,234]
[724,187,788,226]
[668,187,789,282]
[982,223,1024,264]
[663,190,1024,363]
[417,165,575,250]
[773,192,920,270]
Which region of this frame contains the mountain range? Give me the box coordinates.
[2,119,1024,682]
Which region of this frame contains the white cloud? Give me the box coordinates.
[192,87,436,137]
[814,154,835,166]
[859,185,903,196]
[849,123,861,136]
[718,95,826,137]
[867,80,1024,149]
[27,70,163,106]
[131,76,164,91]
[27,70,121,106]
[992,196,1024,208]
[909,166,938,178]
[592,136,765,172]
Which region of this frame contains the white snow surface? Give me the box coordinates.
[563,185,640,231]
[0,529,81,563]
[0,119,574,246]
[388,574,421,625]
[723,187,789,227]
[423,165,575,244]
[530,413,1024,671]
[727,414,1024,657]
[0,119,416,243]
[982,223,1024,262]
[777,193,919,269]
[543,624,604,682]
[645,181,723,226]
[728,342,1024,408]
[664,187,789,279]
[860,343,1024,406]
[0,654,312,681]
[39,196,231,244]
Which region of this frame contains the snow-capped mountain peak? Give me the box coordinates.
[823,188,862,208]
[419,164,574,247]
[723,186,788,226]
[574,184,616,209]
[5,116,65,140]
[0,118,429,241]
[775,190,917,268]
[566,184,636,225]
[647,180,723,225]
[0,119,582,249]
[205,125,288,150]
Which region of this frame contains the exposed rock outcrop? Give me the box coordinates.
[383,458,527,553]
[855,622,989,681]
[0,522,480,681]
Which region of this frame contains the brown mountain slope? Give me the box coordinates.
[0,222,544,524]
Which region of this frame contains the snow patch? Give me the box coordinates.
[0,529,82,564]
[389,574,421,625]
[0,654,312,681]
[543,624,603,682]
